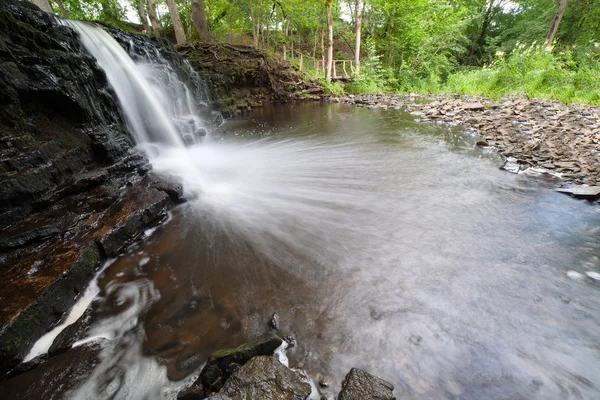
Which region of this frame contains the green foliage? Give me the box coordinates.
[49,0,600,105]
[424,43,600,105]
[346,45,388,94]
[50,0,126,24]
[320,79,345,97]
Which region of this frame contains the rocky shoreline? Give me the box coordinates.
[333,94,600,200]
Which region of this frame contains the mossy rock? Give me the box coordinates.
[197,332,283,391]
[208,356,311,400]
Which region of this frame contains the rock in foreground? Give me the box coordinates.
[338,368,395,400]
[208,356,311,400]
[194,332,283,395]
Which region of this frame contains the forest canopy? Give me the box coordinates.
[34,0,600,103]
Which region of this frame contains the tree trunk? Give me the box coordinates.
[326,0,333,81]
[313,29,317,59]
[192,0,210,42]
[546,0,569,44]
[137,0,152,34]
[320,6,325,71]
[354,0,363,74]
[147,0,162,36]
[54,0,68,17]
[250,0,258,47]
[166,0,186,44]
[32,0,53,13]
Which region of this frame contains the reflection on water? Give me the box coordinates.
[47,104,600,398]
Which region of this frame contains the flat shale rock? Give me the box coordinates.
[555,186,600,199]
[338,368,395,400]
[207,356,311,400]
[0,340,104,400]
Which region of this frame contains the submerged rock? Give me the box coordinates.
[338,368,395,400]
[207,356,311,400]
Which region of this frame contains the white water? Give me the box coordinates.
[23,259,116,362]
[61,20,208,154]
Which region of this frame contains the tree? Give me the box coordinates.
[192,0,210,42]
[166,0,186,44]
[325,0,333,80]
[32,0,54,13]
[55,0,68,17]
[147,0,162,35]
[546,0,568,44]
[136,0,152,33]
[354,0,363,74]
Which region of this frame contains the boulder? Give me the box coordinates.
[196,332,283,393]
[207,356,311,400]
[338,368,395,400]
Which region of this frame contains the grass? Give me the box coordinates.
[340,43,600,106]
[439,45,600,105]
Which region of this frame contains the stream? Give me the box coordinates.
[48,102,600,399]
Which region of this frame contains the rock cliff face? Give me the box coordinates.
[0,1,192,374]
[0,0,131,217]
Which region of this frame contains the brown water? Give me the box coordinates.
[34,103,600,399]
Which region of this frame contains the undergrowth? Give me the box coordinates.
[340,43,600,106]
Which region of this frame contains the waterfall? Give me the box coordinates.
[61,20,208,154]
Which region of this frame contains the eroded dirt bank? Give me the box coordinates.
[336,94,600,195]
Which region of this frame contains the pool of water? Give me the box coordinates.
[24,103,600,399]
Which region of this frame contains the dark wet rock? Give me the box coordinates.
[0,0,203,375]
[207,356,311,400]
[93,183,169,257]
[150,179,185,203]
[318,374,330,387]
[338,368,395,400]
[2,353,48,380]
[0,340,104,399]
[0,1,131,215]
[48,300,99,356]
[0,244,101,374]
[196,332,283,394]
[178,384,205,400]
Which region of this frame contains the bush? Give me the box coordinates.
[345,53,389,94]
[320,79,345,97]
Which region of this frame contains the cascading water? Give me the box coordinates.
[61,20,208,154]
